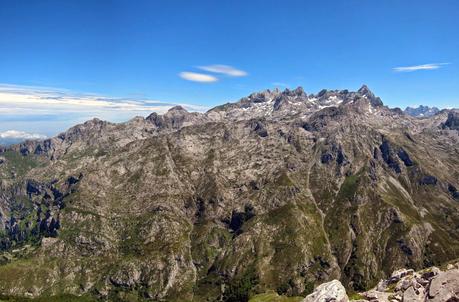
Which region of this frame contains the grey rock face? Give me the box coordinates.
[358,84,384,107]
[303,280,348,302]
[442,110,459,130]
[428,269,459,302]
[355,265,459,302]
[403,285,425,302]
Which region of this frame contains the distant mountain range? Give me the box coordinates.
[0,85,458,301]
[0,102,443,147]
[404,105,440,117]
[0,137,24,146]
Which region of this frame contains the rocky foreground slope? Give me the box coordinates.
[283,260,459,302]
[0,86,458,301]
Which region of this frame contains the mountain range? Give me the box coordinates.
[0,85,458,302]
[404,106,440,118]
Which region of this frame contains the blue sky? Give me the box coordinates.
[0,0,458,137]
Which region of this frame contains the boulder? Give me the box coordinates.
[421,267,440,280]
[303,280,348,302]
[376,279,389,291]
[389,268,414,283]
[362,289,391,302]
[395,278,412,292]
[403,286,425,302]
[428,269,459,302]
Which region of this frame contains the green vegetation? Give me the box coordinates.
[348,292,365,300]
[119,219,144,257]
[274,171,294,187]
[0,258,59,297]
[223,266,259,302]
[0,294,96,302]
[1,151,41,178]
[248,291,302,302]
[337,174,359,201]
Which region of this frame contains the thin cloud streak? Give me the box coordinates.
[393,63,450,72]
[0,83,209,116]
[0,83,210,136]
[179,72,218,83]
[197,65,247,77]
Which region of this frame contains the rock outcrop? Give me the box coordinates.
[303,280,348,302]
[442,110,459,130]
[360,264,459,302]
[428,268,459,302]
[293,264,459,302]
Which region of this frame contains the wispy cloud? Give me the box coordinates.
[0,83,208,115]
[0,130,47,140]
[0,83,209,136]
[197,65,247,77]
[179,72,218,83]
[393,63,450,72]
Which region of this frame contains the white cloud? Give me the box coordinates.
[0,130,47,140]
[197,65,247,77]
[0,84,210,136]
[393,63,450,72]
[0,83,208,116]
[179,72,218,83]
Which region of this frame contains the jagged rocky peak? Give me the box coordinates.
[357,84,384,107]
[58,117,109,141]
[245,88,281,103]
[282,86,307,98]
[241,86,308,105]
[404,105,440,117]
[166,105,188,113]
[306,85,384,110]
[205,84,392,123]
[146,104,205,130]
[357,84,372,95]
[125,116,147,126]
[164,105,191,120]
[146,105,188,120]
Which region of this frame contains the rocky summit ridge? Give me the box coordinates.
[0,86,458,302]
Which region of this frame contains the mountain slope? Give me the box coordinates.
[0,86,458,301]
